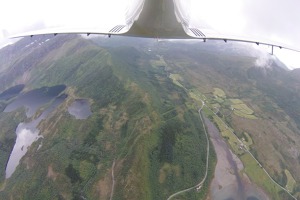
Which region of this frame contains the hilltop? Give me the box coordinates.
[0,34,299,199]
[0,35,212,200]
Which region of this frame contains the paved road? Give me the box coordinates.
[167,102,210,200]
[205,104,297,200]
[110,159,116,200]
[167,76,297,199]
[168,98,297,200]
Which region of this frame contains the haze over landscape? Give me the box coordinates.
[0,1,300,199]
[1,0,300,68]
[0,34,299,199]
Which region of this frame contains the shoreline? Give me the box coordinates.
[204,116,269,200]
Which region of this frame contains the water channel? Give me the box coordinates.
[204,117,270,200]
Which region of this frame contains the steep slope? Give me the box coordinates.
[91,38,300,199]
[0,35,213,200]
[150,41,300,199]
[1,35,300,200]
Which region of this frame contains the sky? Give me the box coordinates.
[0,0,300,69]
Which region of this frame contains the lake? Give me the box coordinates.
[0,84,25,101]
[5,88,67,179]
[4,85,66,117]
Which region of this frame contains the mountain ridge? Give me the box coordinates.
[0,35,300,199]
[0,35,213,200]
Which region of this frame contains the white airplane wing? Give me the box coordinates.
[10,26,129,38]
[9,0,145,38]
[9,0,300,52]
[181,27,300,53]
[172,0,300,52]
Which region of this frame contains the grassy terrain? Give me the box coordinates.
[187,85,295,198]
[241,132,253,150]
[232,103,254,115]
[0,36,215,200]
[232,103,257,119]
[1,35,300,200]
[169,73,185,89]
[285,169,296,192]
[240,153,283,200]
[229,98,244,104]
[212,116,244,155]
[156,43,300,199]
[213,88,226,98]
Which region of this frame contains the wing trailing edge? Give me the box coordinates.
[7,0,300,53]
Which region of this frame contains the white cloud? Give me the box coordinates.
[274,49,300,70]
[190,0,246,34]
[0,0,130,35]
[5,125,40,178]
[188,0,300,68]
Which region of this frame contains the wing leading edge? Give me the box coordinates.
[8,0,300,53]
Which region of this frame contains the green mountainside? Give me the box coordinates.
[0,35,300,199]
[0,35,213,200]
